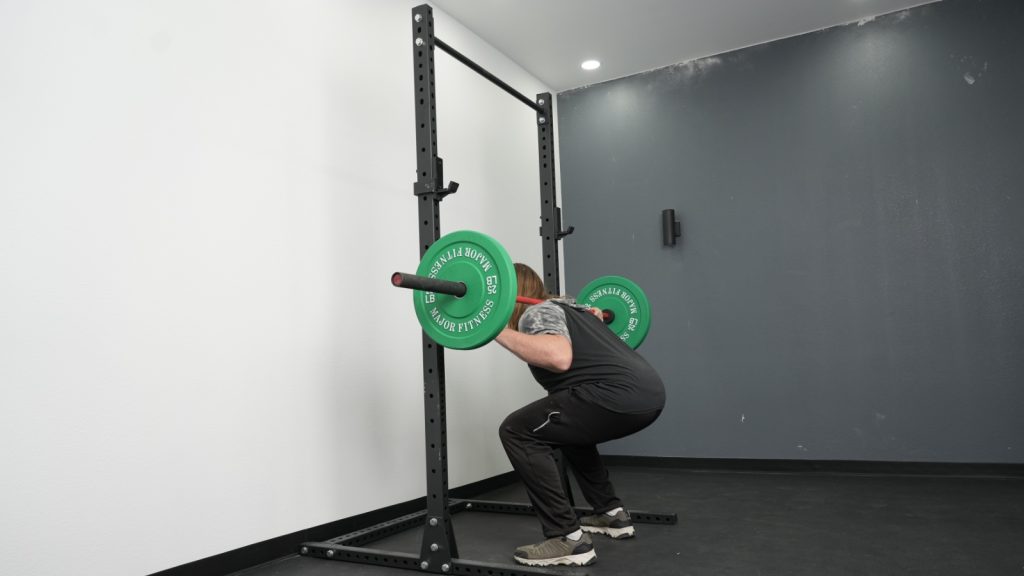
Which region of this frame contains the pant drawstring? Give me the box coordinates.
[532,411,561,433]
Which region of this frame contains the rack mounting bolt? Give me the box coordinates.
[538,99,545,106]
[465,503,472,510]
[300,547,308,555]
[326,550,334,558]
[415,38,425,47]
[429,517,438,526]
[414,14,423,22]
[442,564,451,572]
[430,543,439,551]
[538,117,547,125]
[421,561,430,570]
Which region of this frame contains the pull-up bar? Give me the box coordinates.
[434,37,546,115]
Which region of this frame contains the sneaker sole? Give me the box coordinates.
[581,525,635,539]
[513,549,597,567]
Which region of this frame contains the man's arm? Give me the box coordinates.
[494,328,573,373]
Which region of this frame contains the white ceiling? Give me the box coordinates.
[430,0,939,92]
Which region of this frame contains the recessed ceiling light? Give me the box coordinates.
[581,59,601,71]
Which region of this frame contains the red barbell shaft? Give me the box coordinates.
[517,296,612,323]
[516,296,544,305]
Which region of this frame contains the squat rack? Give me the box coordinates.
[299,5,674,575]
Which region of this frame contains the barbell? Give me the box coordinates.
[391,230,651,350]
[390,274,616,323]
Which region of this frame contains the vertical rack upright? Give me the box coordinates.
[411,4,458,571]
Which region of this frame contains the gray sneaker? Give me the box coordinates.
[513,533,596,567]
[580,508,635,539]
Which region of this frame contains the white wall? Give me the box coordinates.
[0,2,552,575]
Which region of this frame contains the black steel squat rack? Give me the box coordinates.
[299,5,674,575]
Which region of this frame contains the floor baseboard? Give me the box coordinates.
[602,455,1024,477]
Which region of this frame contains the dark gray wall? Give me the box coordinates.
[557,0,1024,462]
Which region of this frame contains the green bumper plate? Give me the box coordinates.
[578,275,651,349]
[414,230,517,350]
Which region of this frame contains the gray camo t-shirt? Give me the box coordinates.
[515,298,665,414]
[518,298,591,340]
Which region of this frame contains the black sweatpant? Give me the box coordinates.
[498,386,661,538]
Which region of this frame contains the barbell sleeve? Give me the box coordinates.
[391,272,467,297]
